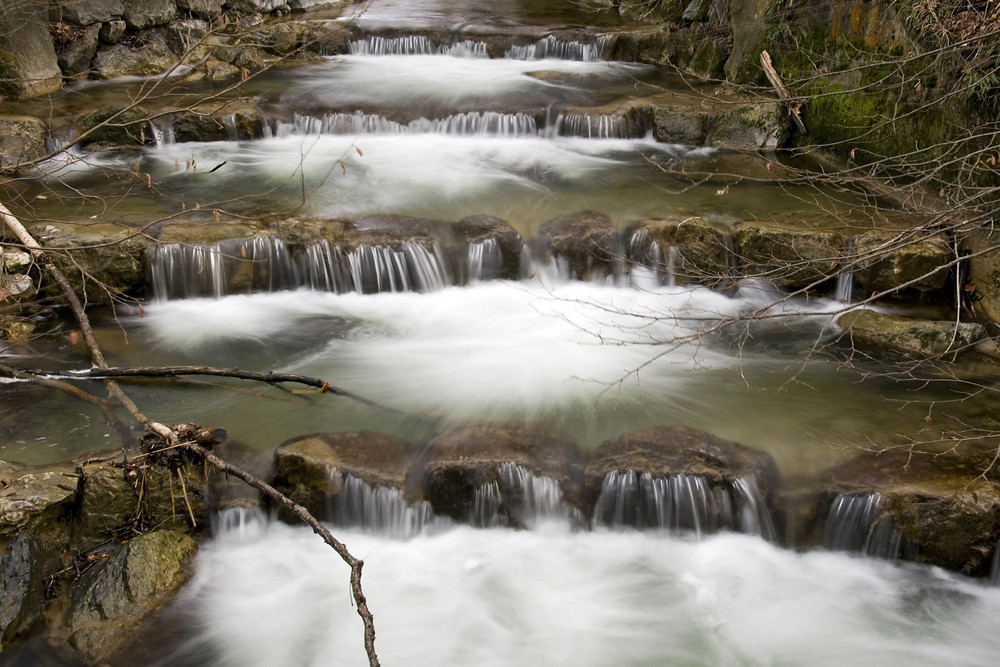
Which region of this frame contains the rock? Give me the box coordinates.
[99,20,127,44]
[177,0,223,19]
[734,223,843,288]
[226,0,291,13]
[0,1,62,99]
[0,533,56,649]
[123,0,178,31]
[649,104,707,145]
[273,431,415,519]
[853,230,951,294]
[50,1,126,27]
[54,23,101,80]
[91,30,176,79]
[536,210,620,280]
[288,0,347,10]
[62,530,197,662]
[629,216,732,287]
[836,308,985,358]
[723,0,769,85]
[73,451,208,549]
[709,101,788,150]
[811,449,1000,576]
[30,223,151,302]
[456,214,524,280]
[0,460,78,544]
[964,226,1000,325]
[171,101,266,141]
[2,247,32,273]
[409,424,583,523]
[161,18,210,56]
[77,104,154,147]
[0,116,47,172]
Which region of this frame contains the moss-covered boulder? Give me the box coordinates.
[76,105,155,147]
[60,530,197,662]
[837,308,985,358]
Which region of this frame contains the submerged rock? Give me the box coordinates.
[837,308,985,358]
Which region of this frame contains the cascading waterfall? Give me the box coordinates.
[558,113,634,139]
[466,237,503,283]
[329,474,434,538]
[274,111,539,137]
[627,228,678,287]
[349,35,488,57]
[147,237,299,300]
[836,236,856,303]
[592,470,775,539]
[504,35,607,61]
[823,492,907,559]
[148,239,454,298]
[468,463,582,528]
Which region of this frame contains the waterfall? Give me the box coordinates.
[558,113,632,139]
[301,241,452,294]
[221,114,239,141]
[991,537,1000,586]
[329,474,434,538]
[468,464,582,528]
[349,36,487,57]
[592,470,775,539]
[147,238,298,300]
[466,238,503,283]
[498,462,584,528]
[504,35,605,61]
[150,117,175,146]
[520,245,572,284]
[470,480,504,527]
[836,236,856,303]
[823,492,906,559]
[273,111,537,137]
[627,228,676,286]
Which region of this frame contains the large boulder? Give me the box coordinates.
[808,449,1000,576]
[836,308,985,358]
[123,0,178,30]
[964,226,1000,325]
[0,1,62,98]
[177,0,224,19]
[734,223,843,289]
[53,23,101,80]
[60,530,197,662]
[49,1,125,26]
[76,104,155,147]
[91,30,177,79]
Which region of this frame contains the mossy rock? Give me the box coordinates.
[734,223,843,288]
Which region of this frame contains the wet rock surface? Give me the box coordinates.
[837,308,986,358]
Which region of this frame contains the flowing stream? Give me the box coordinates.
[3,1,1000,664]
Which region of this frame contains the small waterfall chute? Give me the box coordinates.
[466,238,503,283]
[330,474,434,538]
[469,463,582,528]
[504,35,605,62]
[557,113,632,139]
[823,492,906,559]
[592,470,776,539]
[349,36,488,57]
